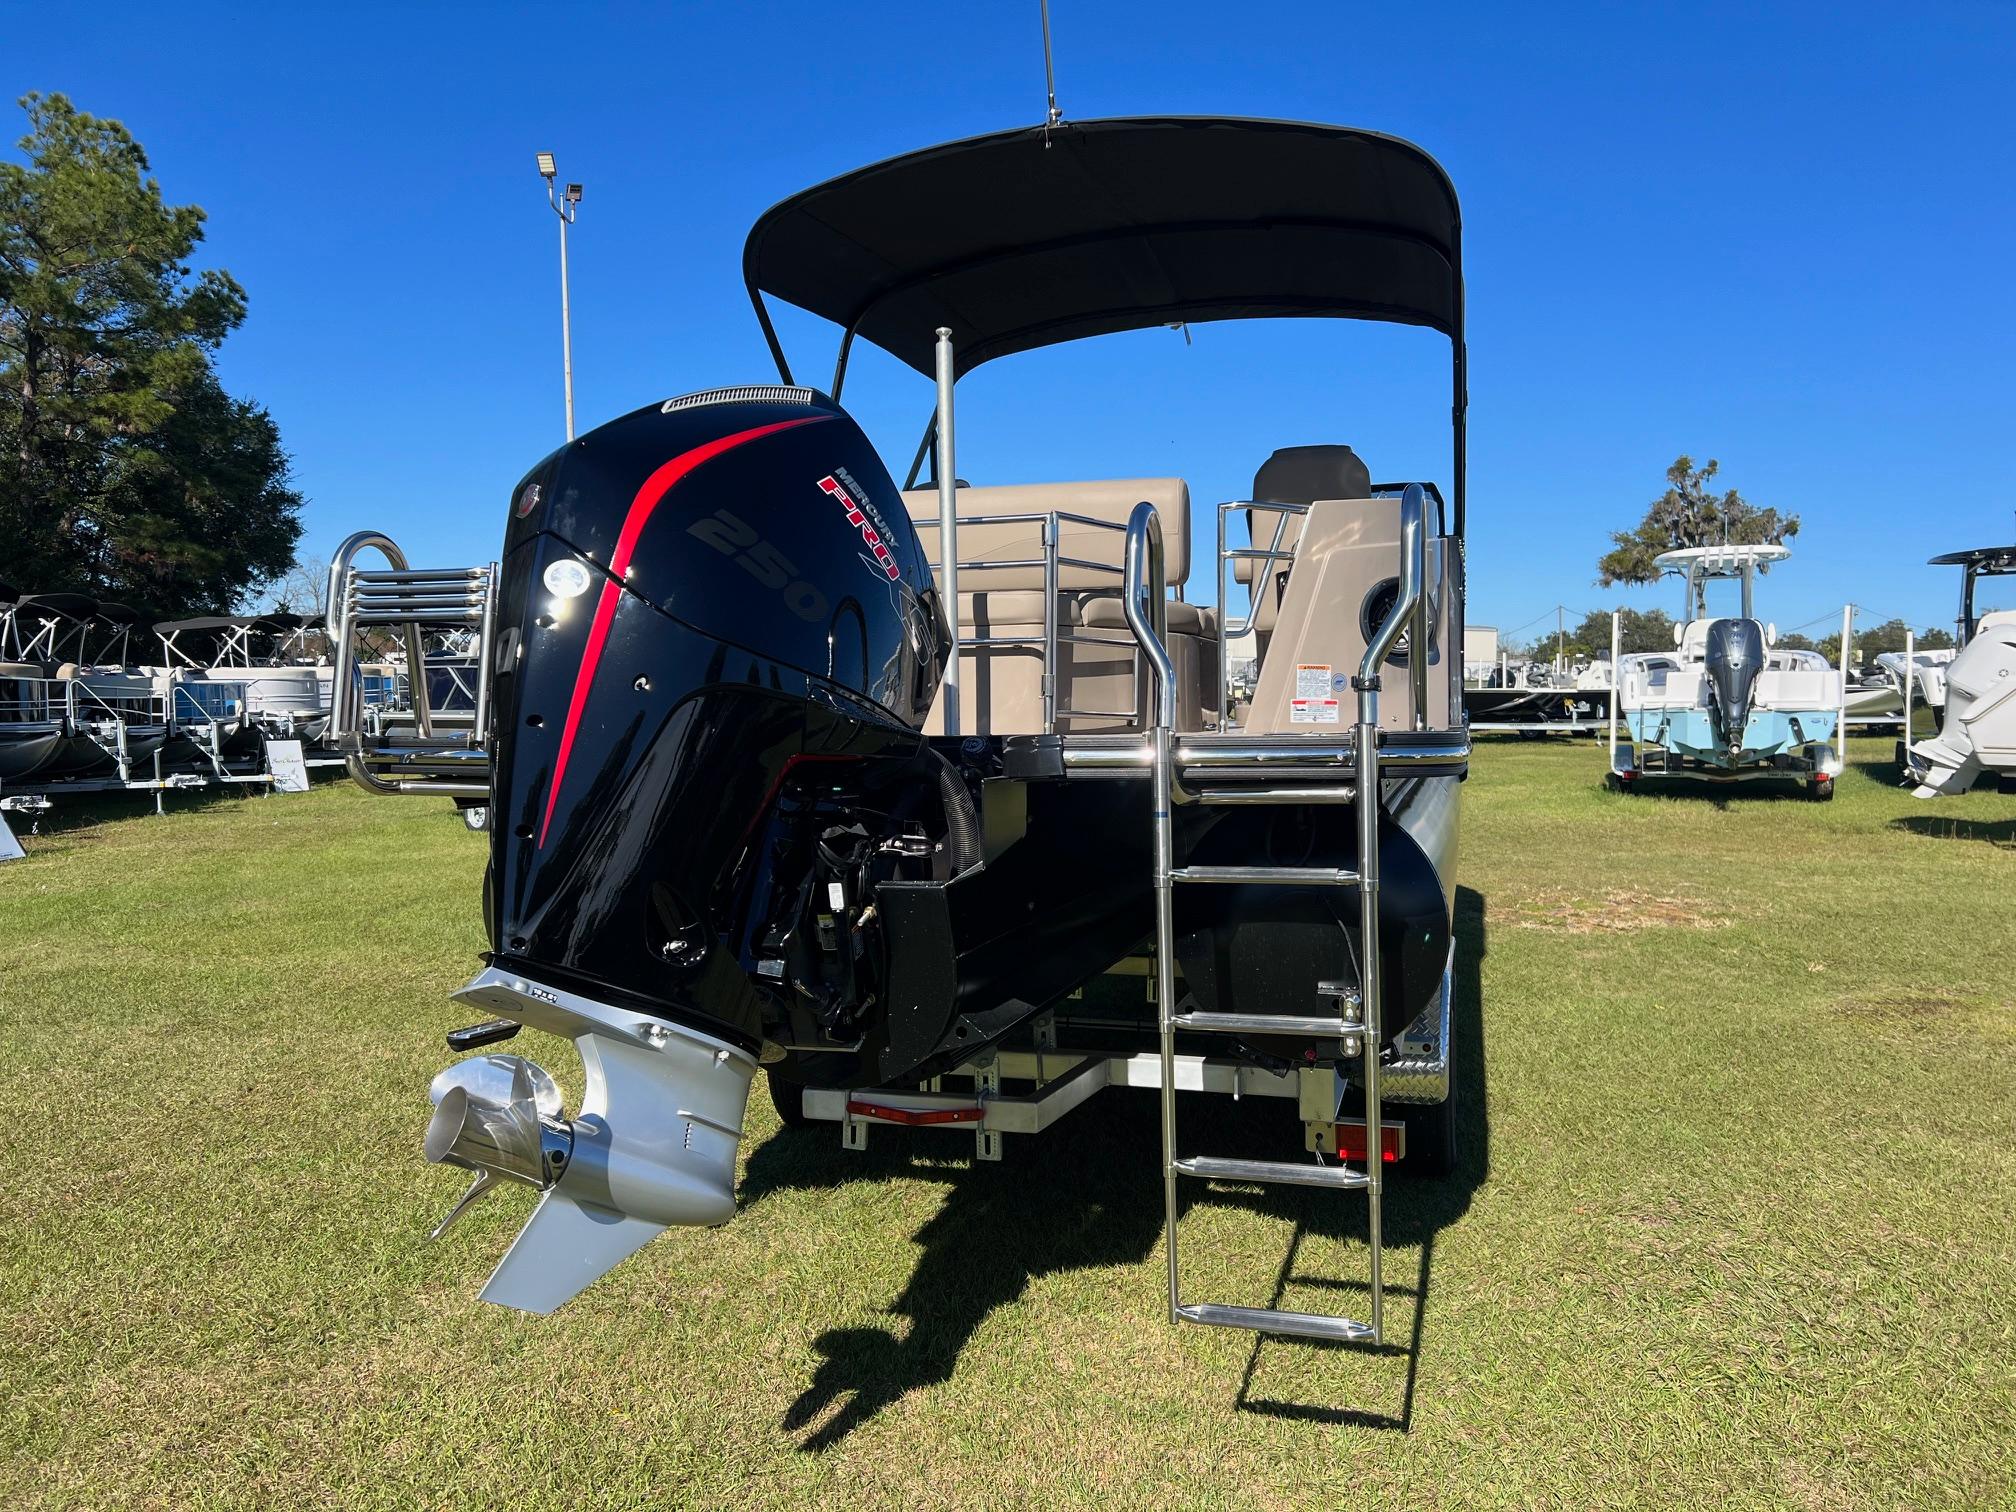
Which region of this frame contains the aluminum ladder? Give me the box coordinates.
[1118,484,1428,1346]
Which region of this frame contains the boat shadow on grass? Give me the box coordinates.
[1848,748,1911,785]
[0,781,270,840]
[1887,813,2016,848]
[1619,774,1831,808]
[739,887,1491,1449]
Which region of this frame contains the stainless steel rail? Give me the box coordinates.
[327,530,497,798]
[1214,499,1309,729]
[1056,734,1470,774]
[1124,486,1437,1348]
[1120,500,1182,1322]
[1349,480,1425,1340]
[913,508,1140,731]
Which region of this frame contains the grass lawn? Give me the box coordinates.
[1,738,2011,1509]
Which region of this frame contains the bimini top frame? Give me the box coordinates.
[743,115,1468,541]
[1928,545,2016,645]
[155,613,325,671]
[1,593,146,665]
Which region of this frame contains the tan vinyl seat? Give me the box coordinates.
[1079,595,1211,635]
[1241,496,1459,734]
[903,479,1191,590]
[961,590,1073,630]
[902,479,1215,734]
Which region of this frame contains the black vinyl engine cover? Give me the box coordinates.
[1703,617,1766,753]
[483,388,949,1049]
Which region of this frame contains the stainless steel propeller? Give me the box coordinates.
[423,1054,573,1238]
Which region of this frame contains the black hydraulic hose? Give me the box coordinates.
[932,750,981,875]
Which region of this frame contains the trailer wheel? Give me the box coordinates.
[766,1070,815,1130]
[459,804,490,832]
[1807,777,1835,802]
[1399,1086,1458,1178]
[1396,1025,1459,1178]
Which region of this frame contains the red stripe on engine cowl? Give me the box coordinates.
[536,414,833,847]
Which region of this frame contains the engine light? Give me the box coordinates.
[543,558,594,599]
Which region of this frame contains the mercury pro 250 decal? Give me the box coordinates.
[817,470,903,582]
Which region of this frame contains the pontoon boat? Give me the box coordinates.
[0,595,170,782]
[155,614,330,750]
[0,584,65,781]
[332,117,1472,1359]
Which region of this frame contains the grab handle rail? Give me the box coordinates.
[329,532,430,753]
[1358,483,1427,720]
[1121,502,1173,733]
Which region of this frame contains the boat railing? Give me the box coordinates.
[0,678,60,729]
[166,678,246,728]
[1212,498,1306,730]
[327,531,496,799]
[912,508,1158,732]
[66,677,169,729]
[0,672,169,732]
[1214,481,1438,734]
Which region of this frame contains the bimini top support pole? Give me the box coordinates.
[934,328,961,737]
[1450,226,1466,544]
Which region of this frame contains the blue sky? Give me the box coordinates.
[7,1,2013,642]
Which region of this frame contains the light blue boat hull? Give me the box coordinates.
[1624,707,1838,768]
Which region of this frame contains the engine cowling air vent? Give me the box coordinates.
[661,385,817,413]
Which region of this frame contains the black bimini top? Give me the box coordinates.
[1930,546,2016,573]
[10,593,98,621]
[155,613,321,641]
[744,116,1463,382]
[156,614,250,635]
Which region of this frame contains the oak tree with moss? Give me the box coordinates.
[1598,457,1796,591]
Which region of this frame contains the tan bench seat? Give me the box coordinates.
[902,479,1215,734]
[1079,595,1213,636]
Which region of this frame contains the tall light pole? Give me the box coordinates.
[536,153,582,439]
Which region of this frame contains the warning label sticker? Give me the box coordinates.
[1291,664,1338,723]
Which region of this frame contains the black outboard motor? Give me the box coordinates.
[423,386,956,1312]
[1703,617,1766,757]
[485,385,950,1030]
